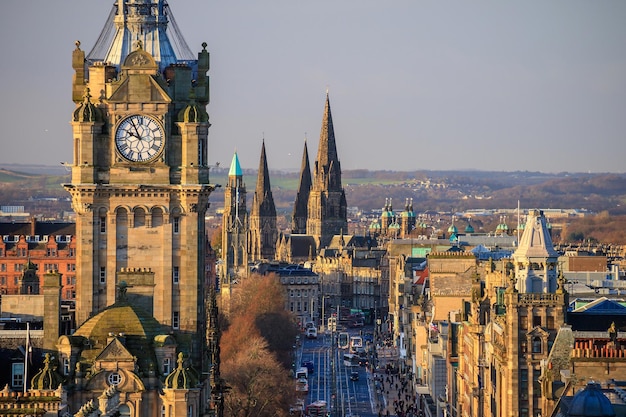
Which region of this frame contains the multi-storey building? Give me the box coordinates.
[0,219,76,300]
[455,209,568,417]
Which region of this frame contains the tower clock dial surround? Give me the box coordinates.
[115,114,165,162]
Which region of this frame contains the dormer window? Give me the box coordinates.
[532,336,542,353]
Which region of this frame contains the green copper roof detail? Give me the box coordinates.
[229,152,243,176]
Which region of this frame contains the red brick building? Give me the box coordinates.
[0,218,76,300]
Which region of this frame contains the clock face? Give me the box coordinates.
[115,115,164,162]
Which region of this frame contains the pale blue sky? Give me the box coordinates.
[1,1,625,173]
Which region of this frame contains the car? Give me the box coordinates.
[350,371,359,381]
[306,327,318,339]
[302,360,314,374]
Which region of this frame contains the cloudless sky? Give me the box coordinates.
[1,1,625,173]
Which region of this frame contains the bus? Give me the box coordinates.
[349,335,363,354]
[338,332,350,349]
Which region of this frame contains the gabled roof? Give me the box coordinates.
[96,337,135,363]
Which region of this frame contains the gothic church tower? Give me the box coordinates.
[292,140,312,234]
[248,141,277,261]
[306,93,348,248]
[65,0,214,368]
[221,151,248,279]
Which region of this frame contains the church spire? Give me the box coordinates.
[315,92,339,172]
[252,140,276,216]
[292,139,312,234]
[306,93,348,249]
[249,141,277,261]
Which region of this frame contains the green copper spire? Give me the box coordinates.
[229,151,243,177]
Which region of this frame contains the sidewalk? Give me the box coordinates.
[370,342,419,417]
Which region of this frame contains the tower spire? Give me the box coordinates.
[315,92,339,173]
[249,141,277,261]
[292,139,312,234]
[306,92,348,248]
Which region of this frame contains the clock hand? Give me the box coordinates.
[130,119,142,139]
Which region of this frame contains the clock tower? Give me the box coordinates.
[64,0,214,366]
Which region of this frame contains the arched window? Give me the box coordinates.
[118,404,131,417]
[134,208,146,227]
[152,207,164,227]
[116,207,128,229]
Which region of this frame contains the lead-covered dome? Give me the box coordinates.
[568,382,615,417]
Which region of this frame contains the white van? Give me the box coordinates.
[296,367,308,380]
[306,327,318,339]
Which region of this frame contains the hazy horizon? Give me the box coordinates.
[1,1,625,174]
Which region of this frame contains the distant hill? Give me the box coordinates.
[1,165,625,216]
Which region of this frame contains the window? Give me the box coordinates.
[152,208,164,227]
[0,264,5,272]
[99,267,106,284]
[47,248,56,257]
[173,217,180,234]
[107,372,122,385]
[173,266,180,284]
[12,363,24,387]
[163,357,171,375]
[533,316,541,327]
[532,337,542,353]
[533,369,541,397]
[67,264,76,272]
[100,217,106,233]
[69,248,75,257]
[520,316,528,330]
[134,208,146,227]
[546,316,555,330]
[173,311,180,329]
[63,357,70,375]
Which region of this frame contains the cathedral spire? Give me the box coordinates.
[315,92,339,173]
[292,139,312,234]
[306,93,348,248]
[253,141,276,215]
[249,141,277,261]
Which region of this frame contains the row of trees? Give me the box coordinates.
[219,273,300,417]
